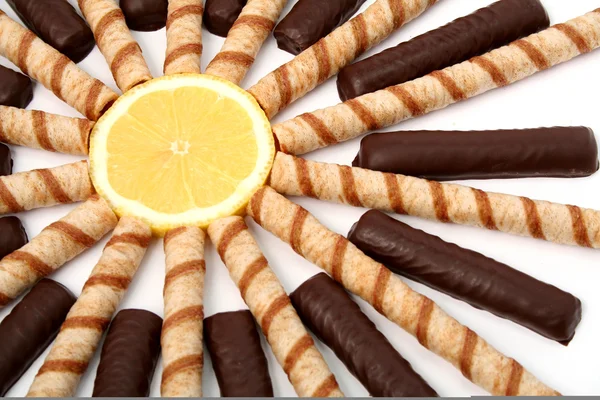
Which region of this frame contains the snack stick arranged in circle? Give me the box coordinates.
[203,0,246,37]
[164,0,204,75]
[0,11,118,121]
[27,217,152,397]
[78,0,153,92]
[208,216,344,398]
[248,0,439,119]
[270,153,600,249]
[0,195,117,307]
[247,186,560,396]
[272,8,600,154]
[205,0,287,85]
[161,226,206,397]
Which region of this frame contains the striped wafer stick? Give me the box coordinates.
[247,186,560,396]
[270,153,600,249]
[248,0,439,118]
[0,106,94,155]
[78,0,152,92]
[161,227,206,396]
[164,0,204,75]
[208,217,344,398]
[0,11,118,121]
[0,160,94,215]
[204,0,287,84]
[0,195,117,307]
[272,8,600,154]
[27,217,151,397]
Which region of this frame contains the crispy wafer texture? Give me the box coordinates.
[207,217,343,397]
[27,217,151,397]
[248,0,438,118]
[247,186,560,396]
[161,226,206,396]
[164,0,204,75]
[78,0,152,92]
[204,0,287,84]
[272,8,600,154]
[0,195,117,307]
[0,11,117,121]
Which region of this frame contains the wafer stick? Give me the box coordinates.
[0,11,118,120]
[270,153,600,249]
[27,217,151,397]
[204,0,287,84]
[161,226,206,397]
[248,0,439,118]
[164,0,204,75]
[272,8,600,154]
[0,195,117,307]
[208,217,343,398]
[0,106,94,155]
[247,186,560,396]
[78,0,152,92]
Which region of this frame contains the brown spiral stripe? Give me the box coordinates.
[231,15,275,32]
[166,4,204,30]
[164,43,203,69]
[32,110,55,152]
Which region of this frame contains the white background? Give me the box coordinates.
[1,0,599,396]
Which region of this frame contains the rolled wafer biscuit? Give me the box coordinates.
[164,0,204,75]
[27,216,152,397]
[207,217,344,398]
[0,11,118,120]
[0,106,94,155]
[204,0,288,84]
[0,195,117,307]
[270,153,600,249]
[272,8,600,154]
[247,186,560,396]
[248,0,439,119]
[78,0,153,92]
[161,226,206,397]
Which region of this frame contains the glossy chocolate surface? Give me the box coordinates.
[120,0,168,31]
[0,66,33,108]
[203,0,246,37]
[0,143,13,178]
[0,216,28,260]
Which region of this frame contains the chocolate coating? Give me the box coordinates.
[204,310,273,397]
[337,0,549,100]
[0,216,28,260]
[290,273,436,397]
[0,279,76,396]
[92,309,162,397]
[120,0,168,32]
[274,0,367,55]
[6,0,95,63]
[348,210,583,344]
[352,127,599,181]
[0,65,33,108]
[203,0,246,37]
[0,143,13,177]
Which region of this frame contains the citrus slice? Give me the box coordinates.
[89,74,274,236]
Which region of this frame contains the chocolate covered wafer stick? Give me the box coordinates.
[27,217,151,397]
[208,217,344,397]
[205,0,287,84]
[0,195,117,307]
[0,11,118,120]
[270,153,600,249]
[248,0,439,119]
[247,186,559,396]
[272,9,600,154]
[78,0,153,92]
[164,0,203,75]
[203,0,246,37]
[161,226,206,397]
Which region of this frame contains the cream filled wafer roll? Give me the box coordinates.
[161,226,206,397]
[270,153,600,249]
[248,0,439,119]
[272,8,600,154]
[208,217,343,398]
[164,0,204,75]
[0,11,118,121]
[0,195,117,307]
[204,0,287,84]
[78,0,152,92]
[0,106,94,155]
[27,217,151,397]
[247,186,559,396]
